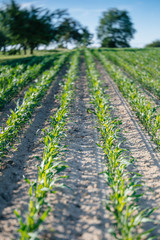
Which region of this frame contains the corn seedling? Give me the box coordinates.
[0,53,62,109]
[0,53,70,159]
[94,50,160,148]
[14,51,80,240]
[85,49,156,240]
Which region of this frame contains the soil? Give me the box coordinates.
[0,64,67,239]
[0,84,32,128]
[0,58,58,128]
[39,58,112,240]
[96,60,160,237]
[0,54,160,240]
[120,64,160,107]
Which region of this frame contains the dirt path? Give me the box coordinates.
[96,60,160,237]
[0,65,67,240]
[39,58,112,240]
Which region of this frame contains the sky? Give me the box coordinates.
[0,0,160,48]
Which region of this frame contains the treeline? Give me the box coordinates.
[0,0,93,54]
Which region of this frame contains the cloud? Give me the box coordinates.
[21,1,45,9]
[21,1,37,8]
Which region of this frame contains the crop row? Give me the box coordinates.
[94,50,160,147]
[85,49,155,240]
[0,64,25,88]
[0,55,48,89]
[15,51,80,240]
[101,50,160,99]
[0,53,62,109]
[0,52,70,159]
[0,54,46,69]
[115,49,160,74]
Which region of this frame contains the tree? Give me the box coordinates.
[54,18,92,48]
[23,6,54,54]
[54,17,77,47]
[0,0,59,54]
[77,27,93,47]
[97,8,136,48]
[0,30,9,53]
[0,0,29,54]
[145,40,160,48]
[0,0,92,54]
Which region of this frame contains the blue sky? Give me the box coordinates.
[1,0,160,48]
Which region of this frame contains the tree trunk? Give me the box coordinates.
[3,45,6,55]
[24,46,27,55]
[30,47,34,54]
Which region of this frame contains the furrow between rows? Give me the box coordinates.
[0,62,68,240]
[96,58,160,237]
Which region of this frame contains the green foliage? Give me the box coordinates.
[79,27,93,47]
[0,52,70,158]
[145,40,160,48]
[95,50,160,147]
[54,18,92,48]
[85,49,156,239]
[97,8,136,48]
[15,51,80,239]
[0,30,9,53]
[0,0,55,54]
[0,0,92,53]
[102,49,160,99]
[0,54,61,109]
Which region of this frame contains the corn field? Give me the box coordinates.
[0,48,160,240]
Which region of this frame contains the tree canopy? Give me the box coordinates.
[0,0,92,54]
[145,40,160,48]
[97,8,136,48]
[0,30,9,53]
[0,1,56,54]
[54,18,92,48]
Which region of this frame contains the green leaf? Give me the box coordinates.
[23,177,31,185]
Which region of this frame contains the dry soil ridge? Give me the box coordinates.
[0,64,67,240]
[40,57,112,240]
[96,60,160,238]
[0,54,160,239]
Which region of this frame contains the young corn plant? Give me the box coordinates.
[0,55,43,90]
[14,51,80,240]
[0,53,70,159]
[102,50,160,100]
[94,50,160,148]
[0,53,62,109]
[85,49,156,240]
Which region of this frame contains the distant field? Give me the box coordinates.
[0,49,69,63]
